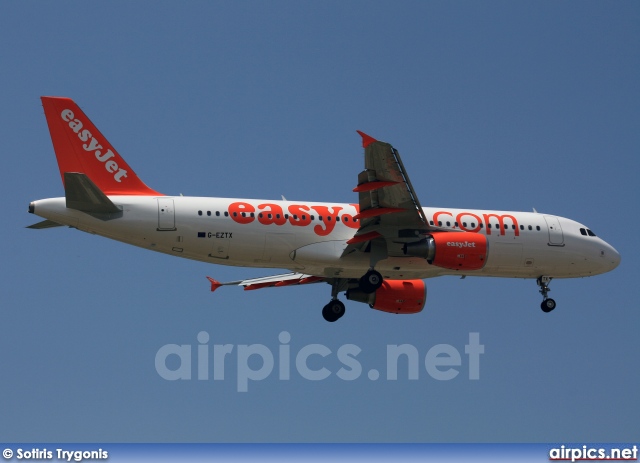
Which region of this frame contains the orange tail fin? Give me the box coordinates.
[41,97,161,196]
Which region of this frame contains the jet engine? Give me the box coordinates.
[346,279,426,314]
[403,231,487,271]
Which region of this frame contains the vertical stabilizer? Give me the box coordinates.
[41,97,161,196]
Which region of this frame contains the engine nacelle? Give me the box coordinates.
[403,231,487,271]
[346,279,426,314]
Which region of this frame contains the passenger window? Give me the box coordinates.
[216,211,220,217]
[446,221,451,226]
[438,221,442,226]
[198,210,202,216]
[207,211,211,216]
[536,226,540,231]
[463,222,467,227]
[471,223,476,228]
[528,225,532,230]
[343,216,348,222]
[224,211,229,217]
[311,215,315,220]
[337,216,341,222]
[488,224,492,229]
[520,225,524,230]
[454,222,458,227]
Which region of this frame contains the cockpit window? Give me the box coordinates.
[587,229,596,237]
[580,228,587,236]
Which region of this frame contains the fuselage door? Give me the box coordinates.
[544,215,564,246]
[157,198,176,231]
[210,238,230,260]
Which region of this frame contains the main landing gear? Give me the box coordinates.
[322,279,347,322]
[537,276,556,313]
[322,300,345,322]
[359,269,383,294]
[321,270,385,322]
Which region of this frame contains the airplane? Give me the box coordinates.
[28,97,621,322]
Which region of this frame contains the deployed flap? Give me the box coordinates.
[26,219,64,229]
[64,172,121,213]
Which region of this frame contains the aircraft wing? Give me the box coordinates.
[207,273,326,292]
[344,132,434,258]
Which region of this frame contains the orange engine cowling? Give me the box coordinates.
[346,280,426,314]
[403,231,488,271]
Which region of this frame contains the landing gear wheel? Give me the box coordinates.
[359,270,383,294]
[322,300,346,322]
[541,298,556,313]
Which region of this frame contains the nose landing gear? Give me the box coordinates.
[537,276,556,313]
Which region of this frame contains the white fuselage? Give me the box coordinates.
[30,195,621,281]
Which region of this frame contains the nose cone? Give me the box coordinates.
[600,241,621,273]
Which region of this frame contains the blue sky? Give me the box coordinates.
[1,1,638,442]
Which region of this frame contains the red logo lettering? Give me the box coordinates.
[457,212,482,233]
[227,202,361,237]
[257,203,286,225]
[288,204,312,227]
[483,213,519,236]
[310,205,342,236]
[229,202,255,224]
[433,210,453,226]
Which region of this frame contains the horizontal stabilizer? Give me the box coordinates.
[206,272,326,293]
[26,219,64,229]
[206,277,223,292]
[64,172,121,213]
